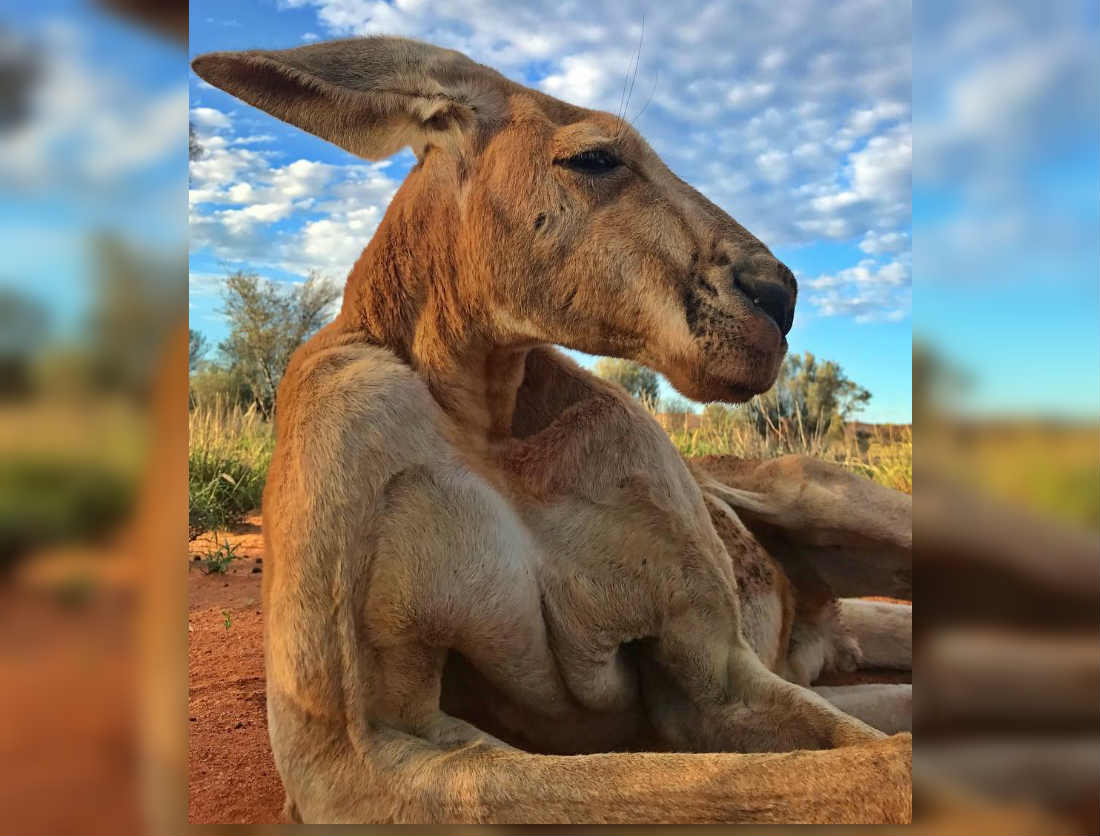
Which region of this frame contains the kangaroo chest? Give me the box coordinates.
[437,386,740,754]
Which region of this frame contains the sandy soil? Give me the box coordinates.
[189,516,284,825]
[188,513,911,825]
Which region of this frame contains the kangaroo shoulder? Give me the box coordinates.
[273,336,450,500]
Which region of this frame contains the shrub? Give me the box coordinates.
[0,456,134,570]
[196,540,239,575]
[592,358,660,408]
[188,399,273,539]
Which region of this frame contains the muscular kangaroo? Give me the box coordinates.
[192,36,911,824]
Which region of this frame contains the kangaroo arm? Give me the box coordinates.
[431,736,913,824]
[283,704,912,824]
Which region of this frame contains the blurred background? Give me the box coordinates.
[912,1,1098,833]
[0,0,1094,833]
[0,1,187,833]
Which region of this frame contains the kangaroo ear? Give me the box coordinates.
[191,36,507,160]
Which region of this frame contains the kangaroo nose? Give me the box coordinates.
[732,261,796,335]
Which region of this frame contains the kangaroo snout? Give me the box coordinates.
[729,257,797,336]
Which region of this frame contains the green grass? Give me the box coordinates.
[0,455,135,567]
[188,399,274,539]
[195,539,240,575]
[927,420,1099,529]
[0,400,144,567]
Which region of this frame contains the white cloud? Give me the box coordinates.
[226,182,256,203]
[759,48,787,71]
[540,54,616,108]
[0,22,186,189]
[219,202,295,233]
[913,2,1098,295]
[190,107,232,130]
[189,106,403,275]
[807,255,911,322]
[300,206,384,270]
[270,159,335,199]
[229,134,276,146]
[849,124,911,207]
[726,82,774,109]
[919,35,1095,188]
[848,100,907,135]
[755,150,789,183]
[859,229,908,255]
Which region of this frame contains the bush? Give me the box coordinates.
[0,456,134,570]
[745,351,870,443]
[195,540,239,575]
[217,270,340,418]
[592,358,660,407]
[189,364,254,409]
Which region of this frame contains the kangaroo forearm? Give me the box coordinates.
[406,735,913,824]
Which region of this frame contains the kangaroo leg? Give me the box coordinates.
[533,503,884,754]
[839,598,912,670]
[692,455,912,599]
[814,684,912,734]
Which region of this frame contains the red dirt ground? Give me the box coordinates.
[0,587,143,834]
[188,513,911,825]
[189,516,284,825]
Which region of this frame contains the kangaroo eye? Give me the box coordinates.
[557,148,622,175]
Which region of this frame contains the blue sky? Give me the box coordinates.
[188,0,914,422]
[913,0,1099,419]
[0,4,186,331]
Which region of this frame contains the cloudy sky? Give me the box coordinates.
[0,6,185,330]
[187,0,913,419]
[913,0,1098,418]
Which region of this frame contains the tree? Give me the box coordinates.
[747,351,870,442]
[189,329,209,372]
[657,395,693,432]
[218,270,341,417]
[0,289,48,398]
[592,357,660,407]
[189,363,254,408]
[189,122,203,161]
[83,233,185,398]
[0,37,38,131]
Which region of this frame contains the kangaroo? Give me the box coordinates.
[192,36,911,824]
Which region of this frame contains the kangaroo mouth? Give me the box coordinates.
[666,287,787,403]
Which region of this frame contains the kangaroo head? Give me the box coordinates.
[193,36,796,402]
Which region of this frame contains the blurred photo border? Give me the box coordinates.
[0,0,1095,833]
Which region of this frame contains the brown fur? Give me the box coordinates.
[193,36,911,824]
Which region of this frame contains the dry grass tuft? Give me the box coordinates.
[653,402,912,493]
[188,397,274,539]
